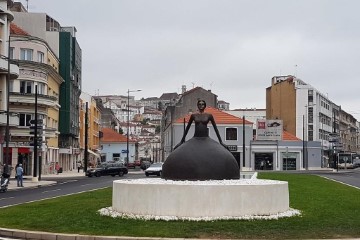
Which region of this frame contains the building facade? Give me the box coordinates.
[58,27,82,171]
[7,22,62,176]
[266,75,359,167]
[0,0,19,168]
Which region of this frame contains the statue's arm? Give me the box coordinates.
[174,115,194,150]
[210,114,229,150]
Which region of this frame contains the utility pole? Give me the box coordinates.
[84,102,88,172]
[242,116,245,169]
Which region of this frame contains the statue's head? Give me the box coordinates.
[197,100,206,110]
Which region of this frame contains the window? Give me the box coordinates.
[9,80,14,92]
[20,81,33,93]
[226,128,237,140]
[37,83,45,94]
[37,51,44,63]
[19,114,32,126]
[113,153,121,161]
[20,48,33,61]
[9,47,14,59]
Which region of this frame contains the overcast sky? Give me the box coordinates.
[23,0,360,117]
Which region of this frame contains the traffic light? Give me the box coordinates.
[29,119,44,148]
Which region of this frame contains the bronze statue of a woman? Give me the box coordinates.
[162,100,240,180]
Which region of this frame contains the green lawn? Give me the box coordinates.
[0,173,359,239]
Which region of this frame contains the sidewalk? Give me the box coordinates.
[6,169,144,191]
[6,171,86,191]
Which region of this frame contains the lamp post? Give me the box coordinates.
[126,89,141,167]
[5,35,11,166]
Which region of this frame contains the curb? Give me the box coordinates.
[0,227,190,240]
[7,181,57,192]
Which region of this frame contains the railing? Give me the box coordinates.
[10,92,58,101]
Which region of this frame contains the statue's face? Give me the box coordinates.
[197,101,206,110]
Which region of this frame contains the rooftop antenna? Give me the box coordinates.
[210,81,214,90]
[294,64,298,77]
[191,82,195,89]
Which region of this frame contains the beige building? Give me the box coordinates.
[0,0,19,167]
[8,23,63,175]
[80,93,101,167]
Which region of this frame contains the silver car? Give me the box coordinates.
[145,162,163,177]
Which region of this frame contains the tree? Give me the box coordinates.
[118,128,124,134]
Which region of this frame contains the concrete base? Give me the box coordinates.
[113,178,290,220]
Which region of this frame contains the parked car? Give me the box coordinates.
[86,162,128,177]
[145,162,163,177]
[140,161,151,170]
[353,158,360,168]
[127,162,136,169]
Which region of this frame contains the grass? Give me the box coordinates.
[0,173,360,239]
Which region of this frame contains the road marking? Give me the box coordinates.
[0,186,109,209]
[42,189,62,193]
[80,184,92,187]
[58,180,77,185]
[0,197,14,201]
[320,176,360,190]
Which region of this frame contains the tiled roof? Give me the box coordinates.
[174,106,253,125]
[283,131,301,141]
[159,92,179,100]
[182,86,218,97]
[101,128,135,143]
[10,23,30,35]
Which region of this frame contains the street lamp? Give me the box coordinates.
[126,89,141,167]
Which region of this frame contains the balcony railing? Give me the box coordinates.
[0,112,18,126]
[10,92,59,107]
[0,55,19,79]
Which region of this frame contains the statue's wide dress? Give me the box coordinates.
[162,113,240,181]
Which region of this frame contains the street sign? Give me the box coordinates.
[29,119,43,125]
[121,150,128,153]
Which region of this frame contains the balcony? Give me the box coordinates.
[0,112,18,126]
[10,92,59,108]
[0,56,19,79]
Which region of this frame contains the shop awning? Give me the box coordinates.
[88,149,100,158]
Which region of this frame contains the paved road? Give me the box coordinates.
[312,168,360,189]
[0,171,148,208]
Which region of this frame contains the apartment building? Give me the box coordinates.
[266,75,359,167]
[80,93,101,167]
[8,23,63,175]
[12,2,83,172]
[0,0,19,167]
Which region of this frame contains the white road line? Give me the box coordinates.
[42,189,62,193]
[0,197,14,201]
[80,184,92,187]
[0,186,109,209]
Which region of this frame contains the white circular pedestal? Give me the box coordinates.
[112,178,291,220]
